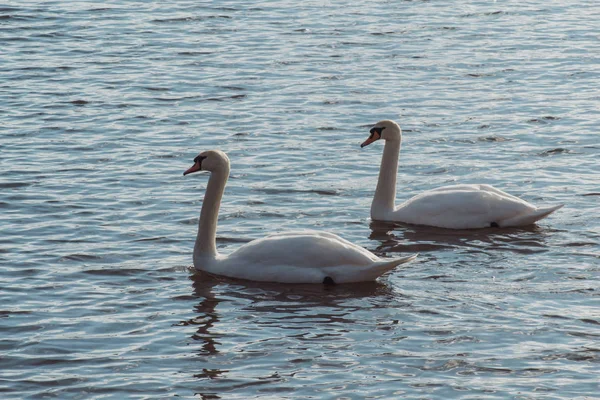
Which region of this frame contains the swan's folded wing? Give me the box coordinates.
[227,231,379,269]
[396,188,535,229]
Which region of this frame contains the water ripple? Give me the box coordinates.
[1,0,598,398]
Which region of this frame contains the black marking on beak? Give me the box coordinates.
[361,126,386,148]
[184,155,208,176]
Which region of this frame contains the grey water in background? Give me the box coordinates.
[1,1,599,398]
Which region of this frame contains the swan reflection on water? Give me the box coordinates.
[368,220,554,255]
[190,269,397,313]
[183,270,403,396]
[185,270,400,351]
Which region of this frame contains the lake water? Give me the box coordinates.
[1,1,599,398]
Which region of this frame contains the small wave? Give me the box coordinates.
[253,188,340,196]
[155,153,181,159]
[219,86,244,91]
[383,243,455,253]
[422,275,452,280]
[461,10,510,18]
[152,17,195,23]
[144,86,170,91]
[178,51,214,56]
[83,268,142,276]
[539,148,573,156]
[204,94,246,101]
[370,31,398,36]
[152,15,230,23]
[542,350,598,361]
[542,313,572,320]
[155,95,201,102]
[527,116,561,124]
[216,236,252,244]
[436,335,479,345]
[0,182,30,189]
[132,236,169,242]
[416,309,442,316]
[61,253,103,262]
[478,135,512,142]
[423,167,448,175]
[562,241,598,246]
[580,318,600,325]
[0,310,32,318]
[474,366,513,374]
[70,99,89,106]
[466,72,494,78]
[220,211,286,220]
[0,14,34,21]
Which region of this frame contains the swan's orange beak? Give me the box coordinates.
[183,161,201,176]
[360,135,378,148]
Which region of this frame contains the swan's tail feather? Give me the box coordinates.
[337,254,418,283]
[373,254,418,273]
[501,204,563,227]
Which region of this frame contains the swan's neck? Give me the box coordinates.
[371,139,400,219]
[194,167,229,260]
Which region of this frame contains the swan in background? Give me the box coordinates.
[183,150,417,284]
[361,120,563,229]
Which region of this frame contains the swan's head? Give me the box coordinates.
[183,150,230,176]
[360,120,401,148]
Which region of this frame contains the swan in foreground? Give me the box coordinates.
[361,120,563,229]
[183,150,417,284]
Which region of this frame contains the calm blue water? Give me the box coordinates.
[1,1,599,398]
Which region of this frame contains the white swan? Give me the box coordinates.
[183,150,417,284]
[361,120,563,229]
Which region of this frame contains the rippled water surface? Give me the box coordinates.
[1,1,599,398]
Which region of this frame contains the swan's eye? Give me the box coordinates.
[369,126,385,139]
[194,155,207,164]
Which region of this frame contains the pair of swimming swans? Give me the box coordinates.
[184,120,562,284]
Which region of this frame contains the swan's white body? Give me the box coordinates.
[184,150,416,283]
[362,120,563,229]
